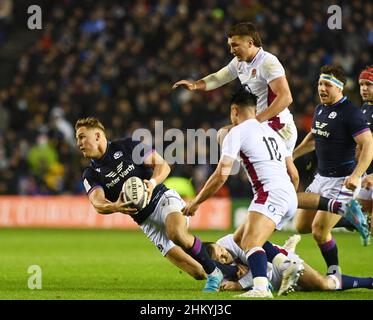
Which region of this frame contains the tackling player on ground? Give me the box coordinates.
[207,234,373,293]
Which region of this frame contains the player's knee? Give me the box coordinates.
[311,223,330,243]
[167,229,188,247]
[294,216,312,234]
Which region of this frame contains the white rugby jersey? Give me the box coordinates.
[221,119,292,198]
[227,48,293,125]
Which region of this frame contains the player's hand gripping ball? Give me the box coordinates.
[122,177,148,212]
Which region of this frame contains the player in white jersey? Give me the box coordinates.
[182,89,303,298]
[173,22,299,189]
[206,234,373,293]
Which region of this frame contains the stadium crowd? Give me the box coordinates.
[0,0,371,196]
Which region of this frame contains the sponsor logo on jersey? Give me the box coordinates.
[312,122,330,137]
[315,121,328,129]
[105,164,135,188]
[95,168,101,172]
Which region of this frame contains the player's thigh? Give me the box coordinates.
[297,263,329,291]
[240,211,276,249]
[165,245,206,280]
[294,209,317,234]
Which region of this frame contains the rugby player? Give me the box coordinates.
[182,89,304,298]
[356,66,373,235]
[293,65,373,277]
[76,117,228,292]
[173,21,299,189]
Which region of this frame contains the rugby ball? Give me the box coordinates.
[122,177,148,211]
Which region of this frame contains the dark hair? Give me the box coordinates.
[230,87,258,108]
[320,65,347,85]
[227,22,262,47]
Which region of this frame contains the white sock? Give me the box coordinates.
[327,274,341,290]
[253,277,269,291]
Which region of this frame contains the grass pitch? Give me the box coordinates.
[0,228,372,300]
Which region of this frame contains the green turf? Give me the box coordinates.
[0,228,372,300]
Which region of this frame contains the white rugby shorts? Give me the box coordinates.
[306,174,353,201]
[140,189,187,256]
[249,187,298,230]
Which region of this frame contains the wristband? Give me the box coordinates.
[149,178,157,188]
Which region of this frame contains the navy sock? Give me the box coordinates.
[318,238,339,271]
[215,261,238,280]
[334,217,356,230]
[262,241,282,262]
[186,237,216,274]
[246,248,268,279]
[318,196,341,214]
[341,275,373,290]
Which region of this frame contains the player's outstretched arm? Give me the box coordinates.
[172,66,235,91]
[293,132,315,160]
[88,187,136,215]
[182,155,234,216]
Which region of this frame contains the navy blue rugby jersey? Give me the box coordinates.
[311,97,370,177]
[82,138,168,225]
[361,102,373,174]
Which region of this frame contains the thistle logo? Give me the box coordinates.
[114,151,123,160]
[328,112,337,119]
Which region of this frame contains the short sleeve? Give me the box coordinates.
[221,128,241,160]
[82,169,103,195]
[345,107,370,138]
[261,55,285,84]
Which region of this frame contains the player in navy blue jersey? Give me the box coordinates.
[357,66,373,235]
[293,65,373,275]
[75,117,228,292]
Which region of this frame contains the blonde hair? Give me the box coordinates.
[75,117,105,132]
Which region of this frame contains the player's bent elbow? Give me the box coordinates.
[284,94,293,107]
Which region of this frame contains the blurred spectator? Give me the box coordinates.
[0,0,12,44]
[0,0,371,196]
